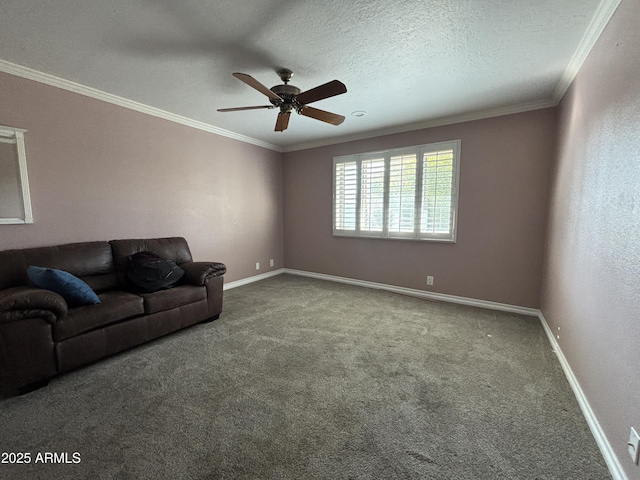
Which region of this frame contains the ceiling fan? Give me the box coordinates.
[217,69,347,132]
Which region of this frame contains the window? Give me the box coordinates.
[0,125,33,224]
[333,140,460,242]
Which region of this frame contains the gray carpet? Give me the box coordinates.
[0,274,610,479]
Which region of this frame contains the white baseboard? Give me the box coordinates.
[225,267,625,479]
[283,268,539,317]
[538,312,626,480]
[223,269,284,290]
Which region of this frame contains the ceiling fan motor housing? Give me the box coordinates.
[270,84,301,103]
[270,84,302,113]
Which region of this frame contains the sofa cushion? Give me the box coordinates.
[111,237,192,267]
[140,285,206,314]
[53,291,144,341]
[81,273,120,293]
[25,242,114,278]
[0,241,115,292]
[110,237,193,285]
[28,266,100,307]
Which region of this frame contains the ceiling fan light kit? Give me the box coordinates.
[217,68,347,132]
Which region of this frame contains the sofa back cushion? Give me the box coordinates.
[0,241,117,292]
[109,237,193,285]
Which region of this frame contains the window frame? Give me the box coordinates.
[332,139,460,243]
[0,125,33,225]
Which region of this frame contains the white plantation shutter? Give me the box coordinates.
[388,153,417,235]
[333,140,459,241]
[334,161,357,231]
[360,157,385,232]
[421,149,454,236]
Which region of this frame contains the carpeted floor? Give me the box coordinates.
[0,274,611,479]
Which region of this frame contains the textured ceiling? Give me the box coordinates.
[0,0,611,150]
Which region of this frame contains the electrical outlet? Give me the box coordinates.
[255,262,260,270]
[269,259,274,267]
[427,276,434,286]
[629,427,640,464]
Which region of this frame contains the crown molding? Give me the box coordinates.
[0,59,282,152]
[552,0,622,103]
[282,99,555,152]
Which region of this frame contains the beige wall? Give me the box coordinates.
[541,0,640,477]
[0,72,284,283]
[283,108,557,308]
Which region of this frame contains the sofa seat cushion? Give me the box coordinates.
[53,291,144,342]
[140,285,206,314]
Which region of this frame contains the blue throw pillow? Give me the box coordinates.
[27,266,100,307]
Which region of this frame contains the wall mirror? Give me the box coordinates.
[0,125,33,224]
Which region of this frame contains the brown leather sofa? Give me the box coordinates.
[0,237,226,396]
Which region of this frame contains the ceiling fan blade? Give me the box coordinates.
[275,111,291,132]
[296,80,347,105]
[233,72,282,101]
[217,105,274,112]
[298,106,345,126]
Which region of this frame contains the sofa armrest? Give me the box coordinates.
[0,286,68,323]
[181,262,227,286]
